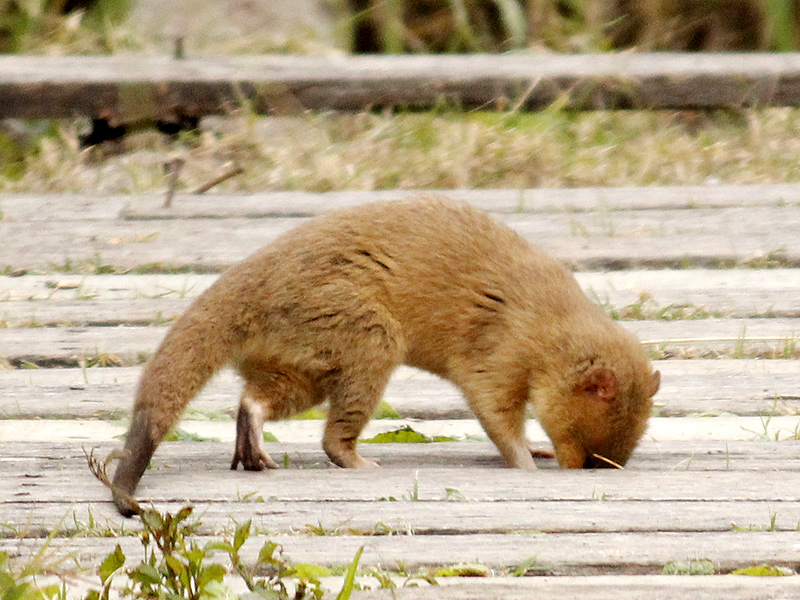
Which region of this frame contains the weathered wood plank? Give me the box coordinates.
[5,441,800,536]
[2,359,797,419]
[349,577,800,600]
[0,434,800,482]
[5,498,798,539]
[2,320,798,366]
[4,54,800,120]
[5,439,800,473]
[3,185,800,224]
[4,205,800,271]
[3,531,799,575]
[3,268,800,326]
[6,414,800,445]
[5,456,800,503]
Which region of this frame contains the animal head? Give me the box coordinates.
[534,354,661,470]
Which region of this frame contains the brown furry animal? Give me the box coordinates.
[111,196,660,516]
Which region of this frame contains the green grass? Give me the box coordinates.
[361,425,457,443]
[7,108,800,195]
[662,558,716,576]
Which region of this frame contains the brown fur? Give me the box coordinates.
[111,196,660,516]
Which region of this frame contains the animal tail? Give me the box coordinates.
[111,297,241,515]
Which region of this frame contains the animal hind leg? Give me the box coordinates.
[231,393,279,470]
[231,368,317,471]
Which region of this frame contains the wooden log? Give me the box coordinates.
[4,54,800,120]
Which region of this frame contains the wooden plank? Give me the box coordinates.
[5,456,800,503]
[4,185,800,223]
[3,269,800,326]
[119,185,800,217]
[4,54,800,120]
[349,578,800,600]
[3,442,800,536]
[4,205,800,272]
[5,414,800,446]
[2,531,799,575]
[10,439,800,474]
[5,497,798,538]
[2,320,798,366]
[2,360,798,419]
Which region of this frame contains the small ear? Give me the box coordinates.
[648,370,661,397]
[576,367,618,402]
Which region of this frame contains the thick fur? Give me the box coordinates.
[112,196,660,516]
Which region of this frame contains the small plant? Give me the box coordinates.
[444,487,466,502]
[432,563,491,577]
[85,449,364,599]
[162,428,220,443]
[662,558,716,575]
[81,351,123,368]
[731,564,795,576]
[510,555,540,577]
[361,425,456,443]
[0,540,70,600]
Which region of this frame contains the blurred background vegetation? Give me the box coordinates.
[2,0,800,192]
[0,0,799,55]
[349,0,800,53]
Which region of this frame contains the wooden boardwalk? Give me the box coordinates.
[2,187,800,598]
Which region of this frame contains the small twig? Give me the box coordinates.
[509,76,542,113]
[174,36,185,60]
[592,453,624,469]
[192,164,244,194]
[163,158,185,208]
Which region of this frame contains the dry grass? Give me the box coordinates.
[5,106,800,194]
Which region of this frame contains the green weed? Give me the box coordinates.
[662,558,716,575]
[361,425,456,443]
[162,428,220,443]
[85,450,364,599]
[0,512,73,600]
[731,564,795,576]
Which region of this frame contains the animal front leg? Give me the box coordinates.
[322,364,395,469]
[323,401,380,469]
[464,386,538,470]
[231,395,279,470]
